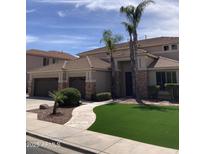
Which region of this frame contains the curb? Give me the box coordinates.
[26,131,99,154]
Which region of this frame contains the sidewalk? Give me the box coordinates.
[27,113,178,154]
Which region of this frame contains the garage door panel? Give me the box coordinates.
[34,78,58,97]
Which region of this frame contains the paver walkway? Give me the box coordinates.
[64,100,112,130]
[26,98,179,154]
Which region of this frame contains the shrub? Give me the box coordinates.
[165,83,179,101]
[96,92,112,101]
[148,85,160,99]
[59,88,81,106]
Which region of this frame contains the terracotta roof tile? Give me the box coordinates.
[148,56,179,69]
[27,49,77,60]
[28,56,110,73]
[78,37,179,56]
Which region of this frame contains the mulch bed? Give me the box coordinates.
[28,106,76,125]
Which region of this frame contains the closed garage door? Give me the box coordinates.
[69,77,85,98]
[34,78,58,97]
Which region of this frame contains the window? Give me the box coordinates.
[52,58,56,64]
[43,57,49,66]
[156,71,177,89]
[163,45,169,51]
[171,44,177,50]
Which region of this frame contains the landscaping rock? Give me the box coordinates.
[39,104,49,109]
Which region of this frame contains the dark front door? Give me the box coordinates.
[69,77,85,98]
[34,78,58,97]
[125,72,133,96]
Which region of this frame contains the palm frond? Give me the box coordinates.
[100,29,123,53]
[135,0,155,26]
[122,22,134,36]
[120,5,135,23]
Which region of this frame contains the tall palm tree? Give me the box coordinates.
[120,0,154,100]
[100,30,123,98]
[122,22,135,97]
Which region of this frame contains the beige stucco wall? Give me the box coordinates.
[92,70,111,93]
[27,55,44,72]
[29,72,59,80]
[68,71,86,78]
[148,69,179,86]
[141,45,163,53]
[26,55,65,72]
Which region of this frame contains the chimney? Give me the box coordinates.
[144,35,147,39]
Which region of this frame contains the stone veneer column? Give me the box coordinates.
[58,71,69,90]
[28,79,33,96]
[28,73,34,96]
[137,70,148,98]
[85,81,96,100]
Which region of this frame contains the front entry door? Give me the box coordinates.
[125,72,133,96]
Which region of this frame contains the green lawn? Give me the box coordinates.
[88,103,179,149]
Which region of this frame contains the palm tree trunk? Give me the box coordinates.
[129,34,136,98]
[52,101,57,114]
[132,29,139,100]
[110,52,116,99]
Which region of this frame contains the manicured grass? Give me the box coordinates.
[88,103,179,149]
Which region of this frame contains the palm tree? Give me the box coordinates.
[120,0,154,100]
[122,22,135,97]
[100,30,123,98]
[49,91,66,114]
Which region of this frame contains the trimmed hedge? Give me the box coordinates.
[59,88,81,106]
[148,85,160,99]
[96,92,112,102]
[165,83,179,101]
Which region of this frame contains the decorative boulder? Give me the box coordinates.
[39,104,49,109]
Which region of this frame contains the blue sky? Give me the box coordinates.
[26,0,179,55]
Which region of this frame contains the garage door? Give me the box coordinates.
[69,77,85,98]
[34,78,58,97]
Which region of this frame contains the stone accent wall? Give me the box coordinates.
[137,70,148,98]
[85,81,96,100]
[58,81,69,90]
[28,80,33,96]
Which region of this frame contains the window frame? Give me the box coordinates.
[156,71,177,89]
[43,57,49,66]
[163,45,170,51]
[171,44,178,50]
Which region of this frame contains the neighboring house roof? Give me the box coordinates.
[78,37,179,57]
[148,56,179,69]
[28,56,110,73]
[26,49,77,60]
[111,48,158,59]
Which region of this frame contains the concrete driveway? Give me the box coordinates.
[26,97,54,110]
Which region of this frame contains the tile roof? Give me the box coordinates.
[148,56,179,69]
[78,37,179,56]
[28,56,110,73]
[26,49,77,60]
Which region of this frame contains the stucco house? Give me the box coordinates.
[26,49,76,91]
[27,37,179,100]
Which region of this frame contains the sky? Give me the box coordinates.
[26,0,179,55]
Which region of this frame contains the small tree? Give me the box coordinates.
[49,91,66,114]
[100,30,123,98]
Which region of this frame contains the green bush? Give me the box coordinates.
[165,83,179,101]
[148,85,160,99]
[96,92,112,101]
[59,88,81,106]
